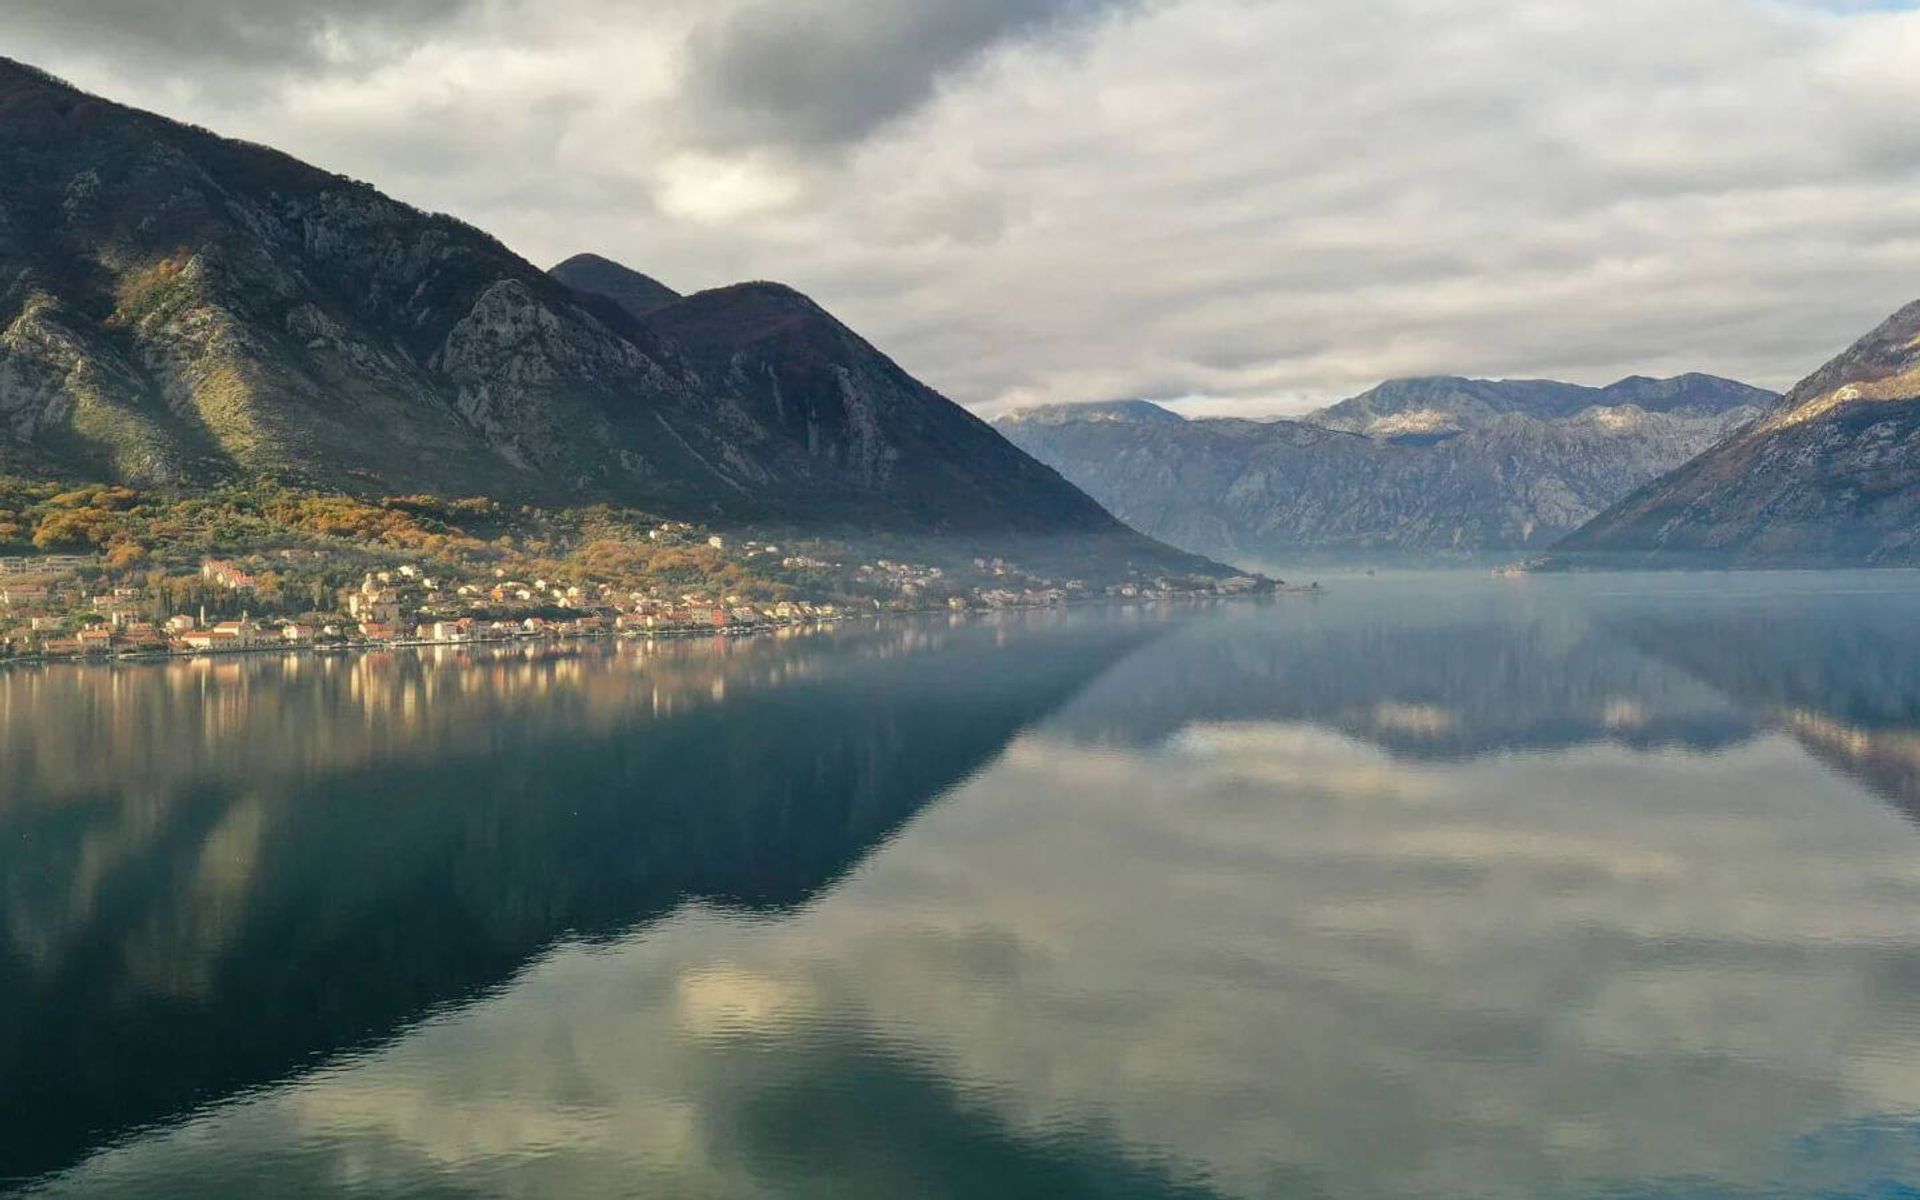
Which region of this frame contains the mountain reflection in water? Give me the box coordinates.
[0,614,1161,1186]
[9,575,1920,1199]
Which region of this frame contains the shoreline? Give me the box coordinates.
[0,616,849,670]
[0,590,1306,671]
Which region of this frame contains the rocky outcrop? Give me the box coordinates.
[996,377,1768,563]
[1553,300,1920,566]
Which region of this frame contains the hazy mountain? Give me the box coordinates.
[1553,299,1920,566]
[0,57,1204,571]
[1003,399,1188,428]
[995,376,1769,563]
[1315,374,1773,441]
[548,252,681,318]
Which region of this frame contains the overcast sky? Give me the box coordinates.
[7,0,1920,415]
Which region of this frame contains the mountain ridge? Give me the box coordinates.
[1550,298,1920,566]
[996,375,1772,562]
[1310,373,1773,439]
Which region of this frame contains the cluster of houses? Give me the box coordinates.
[0,537,1270,662]
[1105,575,1265,600]
[200,559,260,590]
[1,578,159,656]
[975,585,1076,609]
[856,559,951,598]
[351,567,850,643]
[0,553,860,660]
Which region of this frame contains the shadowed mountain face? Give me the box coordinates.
[634,280,1131,533]
[0,57,1178,553]
[548,252,680,318]
[1556,300,1920,566]
[996,376,1768,563]
[0,614,1156,1185]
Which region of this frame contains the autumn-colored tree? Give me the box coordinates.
[104,538,149,569]
[33,506,120,549]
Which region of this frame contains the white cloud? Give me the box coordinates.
[653,152,803,224]
[7,0,1920,415]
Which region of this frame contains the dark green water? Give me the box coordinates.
[6,574,1920,1198]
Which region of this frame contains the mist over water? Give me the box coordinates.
[7,575,1920,1198]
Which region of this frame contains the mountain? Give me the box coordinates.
[1003,398,1188,428]
[0,57,1202,569]
[1552,299,1920,566]
[549,252,680,318]
[1315,374,1773,442]
[995,376,1770,563]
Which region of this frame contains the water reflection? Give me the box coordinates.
[10,576,1920,1198]
[0,614,1159,1186]
[1048,587,1760,759]
[1603,595,1920,817]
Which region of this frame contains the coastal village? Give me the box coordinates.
[0,519,1267,662]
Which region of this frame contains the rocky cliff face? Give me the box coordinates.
[0,57,1152,548]
[1554,300,1920,566]
[996,377,1769,563]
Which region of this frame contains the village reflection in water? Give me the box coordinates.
[0,617,1063,800]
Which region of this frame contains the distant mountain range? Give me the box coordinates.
[1553,298,1920,567]
[996,375,1771,563]
[0,57,1213,576]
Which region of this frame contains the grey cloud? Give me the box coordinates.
[1,0,473,71]
[679,0,1138,149]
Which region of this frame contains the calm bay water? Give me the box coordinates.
[6,573,1920,1198]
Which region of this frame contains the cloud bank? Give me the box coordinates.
[8,0,1920,414]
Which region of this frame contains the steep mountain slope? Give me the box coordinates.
[997,377,1768,563]
[633,281,1114,531]
[549,252,680,318]
[0,57,1169,555]
[1554,300,1920,566]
